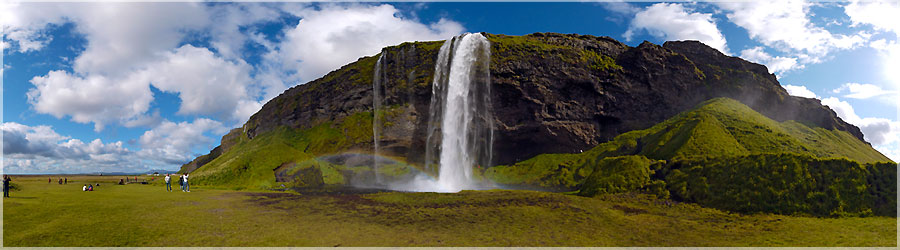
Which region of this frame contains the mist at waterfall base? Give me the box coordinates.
[367,33,496,193]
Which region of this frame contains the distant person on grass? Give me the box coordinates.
[64,177,67,184]
[88,184,93,191]
[165,174,172,192]
[83,184,87,191]
[3,175,11,198]
[58,178,62,185]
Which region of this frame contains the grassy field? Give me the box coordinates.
[2,175,896,247]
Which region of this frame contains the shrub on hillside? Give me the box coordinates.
[577,155,662,197]
[665,153,895,217]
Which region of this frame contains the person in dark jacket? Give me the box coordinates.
[3,175,11,197]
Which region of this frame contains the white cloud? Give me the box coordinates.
[205,3,284,61]
[740,47,804,74]
[821,97,900,146]
[136,118,228,165]
[2,122,137,173]
[143,45,258,120]
[274,4,464,82]
[845,0,900,36]
[27,70,154,132]
[0,2,67,53]
[601,1,638,15]
[1,119,231,173]
[783,84,818,99]
[832,82,899,100]
[718,1,866,63]
[11,3,283,129]
[64,3,210,77]
[27,44,265,130]
[624,3,729,54]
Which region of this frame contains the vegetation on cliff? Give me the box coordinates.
[486,98,895,216]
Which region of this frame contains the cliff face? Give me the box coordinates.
[186,32,865,171]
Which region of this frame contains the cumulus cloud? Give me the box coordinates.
[624,3,729,54]
[64,3,210,76]
[205,3,285,61]
[0,2,67,53]
[844,0,900,36]
[2,122,69,157]
[782,84,819,99]
[821,97,900,146]
[1,119,231,173]
[136,118,228,165]
[143,45,257,119]
[27,70,155,131]
[12,3,285,129]
[2,122,136,173]
[740,47,804,74]
[274,4,464,81]
[717,1,866,63]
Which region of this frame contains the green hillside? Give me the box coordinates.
[485,97,896,216]
[187,112,376,189]
[486,98,891,189]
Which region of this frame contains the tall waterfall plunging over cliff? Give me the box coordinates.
[424,33,494,192]
[370,33,493,192]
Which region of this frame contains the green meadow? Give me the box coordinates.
[3,175,896,247]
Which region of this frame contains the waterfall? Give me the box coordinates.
[370,33,492,193]
[424,33,494,192]
[372,54,384,184]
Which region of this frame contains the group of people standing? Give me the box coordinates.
[164,173,190,192]
[49,177,68,184]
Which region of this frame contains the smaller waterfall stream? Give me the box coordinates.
[372,54,384,184]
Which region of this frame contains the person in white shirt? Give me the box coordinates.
[82,184,87,191]
[183,173,190,192]
[164,174,172,192]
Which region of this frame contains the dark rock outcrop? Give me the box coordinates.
[183,32,865,171]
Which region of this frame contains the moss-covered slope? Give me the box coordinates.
[486,98,895,216]
[188,112,376,189]
[486,97,891,190]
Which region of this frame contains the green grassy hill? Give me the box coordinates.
[485,98,896,216]
[486,98,891,189]
[187,112,376,189]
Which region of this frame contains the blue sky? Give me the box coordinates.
[3,1,899,174]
